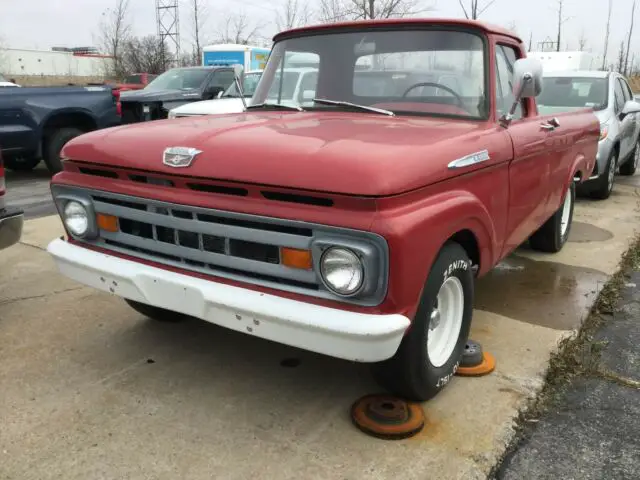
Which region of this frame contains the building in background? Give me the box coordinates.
[0,46,114,85]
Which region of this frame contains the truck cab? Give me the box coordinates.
[47,18,600,402]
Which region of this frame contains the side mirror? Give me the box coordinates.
[302,90,315,101]
[512,58,543,98]
[217,91,223,99]
[499,57,543,128]
[621,100,640,117]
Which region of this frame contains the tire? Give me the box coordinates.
[619,138,639,176]
[371,242,474,402]
[529,181,575,253]
[589,149,617,200]
[3,155,41,172]
[125,299,188,322]
[43,127,84,174]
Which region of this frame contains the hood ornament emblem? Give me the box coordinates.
[163,146,202,168]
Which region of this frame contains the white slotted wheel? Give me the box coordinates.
[427,276,465,368]
[560,187,573,238]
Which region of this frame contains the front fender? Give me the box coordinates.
[372,189,500,319]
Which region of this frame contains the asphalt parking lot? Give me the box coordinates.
[1,169,639,479]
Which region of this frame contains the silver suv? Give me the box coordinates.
[538,70,640,199]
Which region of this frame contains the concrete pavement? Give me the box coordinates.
[1,175,639,479]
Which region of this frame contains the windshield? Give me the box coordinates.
[144,68,210,91]
[222,71,263,97]
[538,77,608,111]
[252,29,487,118]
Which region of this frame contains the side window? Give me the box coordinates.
[209,70,236,89]
[495,45,523,120]
[620,78,633,102]
[614,78,625,113]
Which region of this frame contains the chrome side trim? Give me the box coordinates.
[448,150,491,169]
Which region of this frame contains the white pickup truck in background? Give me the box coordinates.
[168,67,319,118]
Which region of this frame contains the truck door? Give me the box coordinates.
[495,44,554,256]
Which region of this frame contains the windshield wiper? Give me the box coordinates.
[245,102,304,112]
[312,98,394,116]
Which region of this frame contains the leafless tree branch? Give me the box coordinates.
[602,0,613,69]
[186,0,209,66]
[458,0,496,20]
[317,0,433,22]
[275,0,311,30]
[624,0,636,75]
[216,13,263,45]
[97,0,131,78]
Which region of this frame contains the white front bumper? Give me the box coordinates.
[47,239,410,362]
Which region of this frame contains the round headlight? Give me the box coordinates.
[63,201,89,236]
[320,247,364,296]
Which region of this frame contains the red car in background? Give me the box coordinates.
[114,73,158,92]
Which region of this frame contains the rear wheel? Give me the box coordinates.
[125,299,188,322]
[43,127,84,174]
[619,138,639,176]
[589,150,617,200]
[371,242,473,402]
[3,155,41,172]
[529,181,575,253]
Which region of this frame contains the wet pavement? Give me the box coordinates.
[475,255,607,330]
[1,175,640,479]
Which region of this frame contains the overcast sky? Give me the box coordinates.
[0,0,636,63]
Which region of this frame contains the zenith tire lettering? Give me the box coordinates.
[443,259,470,281]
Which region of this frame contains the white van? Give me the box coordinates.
[168,67,318,118]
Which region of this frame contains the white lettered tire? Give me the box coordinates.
[371,242,474,401]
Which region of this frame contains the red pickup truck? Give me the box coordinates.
[114,73,157,92]
[46,19,599,401]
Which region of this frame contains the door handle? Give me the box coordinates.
[541,117,560,131]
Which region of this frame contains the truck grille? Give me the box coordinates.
[121,102,167,124]
[87,191,324,292]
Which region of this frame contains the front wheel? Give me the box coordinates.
[43,127,85,174]
[589,150,617,200]
[529,180,575,253]
[371,242,474,402]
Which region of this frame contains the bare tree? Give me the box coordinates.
[458,0,496,19]
[318,0,432,22]
[578,30,587,51]
[98,0,131,78]
[555,0,572,52]
[216,13,262,45]
[602,0,613,69]
[617,40,626,73]
[186,0,208,66]
[624,0,636,75]
[276,0,311,30]
[121,35,172,75]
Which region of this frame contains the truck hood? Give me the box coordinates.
[62,111,492,196]
[120,88,203,102]
[171,97,245,116]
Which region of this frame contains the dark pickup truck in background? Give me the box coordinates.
[0,85,121,174]
[120,66,237,123]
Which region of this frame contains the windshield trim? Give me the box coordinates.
[259,25,491,122]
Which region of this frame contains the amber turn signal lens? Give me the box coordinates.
[96,213,118,232]
[281,247,313,270]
